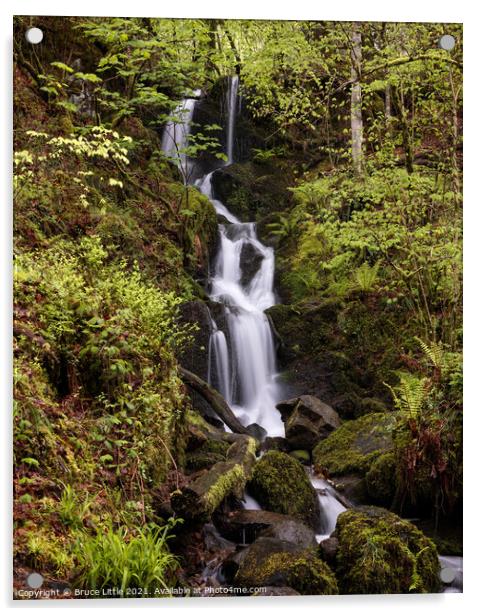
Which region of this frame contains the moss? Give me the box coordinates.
[235,546,338,595]
[365,452,397,507]
[202,464,246,514]
[248,451,319,528]
[313,413,394,477]
[185,438,230,471]
[289,450,311,464]
[336,507,440,594]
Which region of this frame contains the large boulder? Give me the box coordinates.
[365,451,397,507]
[218,509,317,548]
[313,412,394,477]
[248,451,320,529]
[335,507,440,594]
[277,395,341,450]
[233,537,338,595]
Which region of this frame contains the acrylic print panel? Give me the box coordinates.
[13,15,462,599]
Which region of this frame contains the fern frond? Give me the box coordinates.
[415,336,445,373]
[386,373,430,418]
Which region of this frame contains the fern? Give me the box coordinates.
[415,336,445,373]
[386,373,430,418]
[353,261,379,292]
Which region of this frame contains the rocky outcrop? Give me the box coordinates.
[277,395,341,450]
[247,450,320,529]
[210,161,294,222]
[335,507,440,594]
[318,536,339,567]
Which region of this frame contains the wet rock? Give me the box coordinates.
[331,474,368,505]
[234,537,338,594]
[218,510,317,548]
[318,536,339,567]
[336,506,440,594]
[203,523,236,552]
[178,300,212,381]
[277,395,341,450]
[247,450,320,529]
[260,436,290,453]
[245,423,267,441]
[240,242,264,287]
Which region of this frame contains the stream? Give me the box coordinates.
[161,78,462,594]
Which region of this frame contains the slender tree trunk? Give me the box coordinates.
[350,24,364,175]
[385,83,392,124]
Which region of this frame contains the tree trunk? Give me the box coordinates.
[350,24,364,175]
[171,433,257,519]
[179,366,250,435]
[385,83,392,124]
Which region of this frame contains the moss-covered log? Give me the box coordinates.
[171,434,257,519]
[179,366,250,435]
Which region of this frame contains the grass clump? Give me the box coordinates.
[73,520,181,596]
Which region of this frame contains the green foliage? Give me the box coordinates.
[14,236,190,493]
[73,520,181,595]
[58,484,95,530]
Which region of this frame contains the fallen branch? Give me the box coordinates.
[179,366,250,435]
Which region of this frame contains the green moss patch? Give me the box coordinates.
[336,507,440,594]
[313,413,394,476]
[248,451,320,528]
[235,538,338,595]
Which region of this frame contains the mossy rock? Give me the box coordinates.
[365,452,397,507]
[313,413,394,477]
[335,507,440,594]
[248,451,320,528]
[185,437,231,471]
[234,537,338,595]
[289,450,311,465]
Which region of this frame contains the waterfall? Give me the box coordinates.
[161,90,200,180]
[195,76,284,436]
[226,75,239,164]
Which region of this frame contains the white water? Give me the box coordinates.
[226,75,239,164]
[309,473,347,541]
[194,78,284,436]
[161,90,201,180]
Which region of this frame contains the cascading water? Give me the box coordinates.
[226,75,239,164]
[162,77,345,530]
[161,90,200,179]
[192,78,284,436]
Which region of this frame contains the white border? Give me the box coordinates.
[1,1,478,614]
